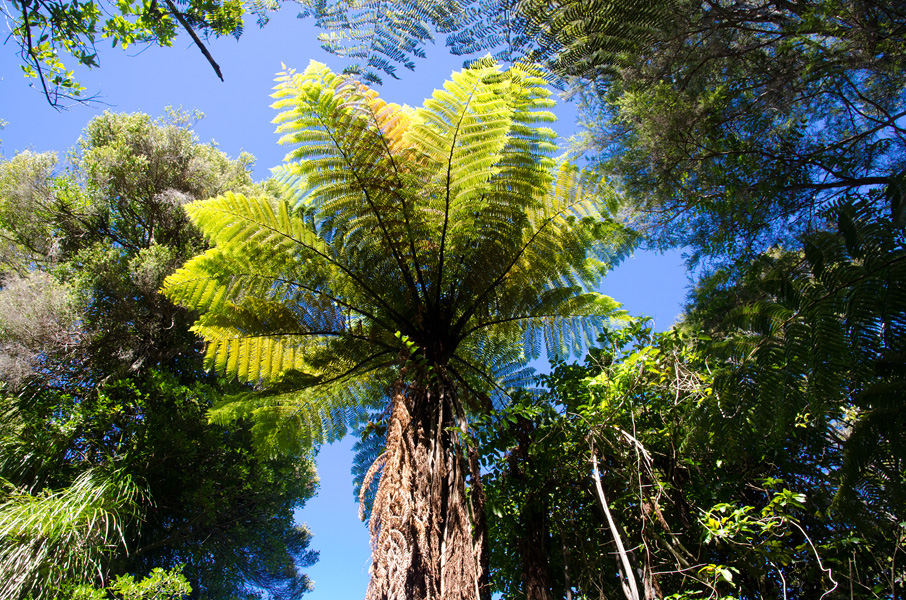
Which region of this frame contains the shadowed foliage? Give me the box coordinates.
[0,112,319,599]
[298,0,671,84]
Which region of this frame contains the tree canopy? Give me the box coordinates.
[577,0,906,268]
[0,111,319,599]
[302,0,671,84]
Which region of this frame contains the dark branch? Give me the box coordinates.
[18,0,56,108]
[163,0,223,81]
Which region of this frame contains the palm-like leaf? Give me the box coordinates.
[0,468,144,599]
[165,60,630,436]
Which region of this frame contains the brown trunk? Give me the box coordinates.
[520,501,553,600]
[509,415,553,600]
[469,446,492,600]
[364,382,482,600]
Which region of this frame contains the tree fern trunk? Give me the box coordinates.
[366,380,482,600]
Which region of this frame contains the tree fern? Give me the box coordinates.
[298,0,672,85]
[163,60,634,600]
[688,195,906,548]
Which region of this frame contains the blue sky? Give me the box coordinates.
[1,12,689,598]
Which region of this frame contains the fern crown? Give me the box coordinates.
[162,60,633,445]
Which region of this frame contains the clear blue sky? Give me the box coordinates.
[1,13,689,598]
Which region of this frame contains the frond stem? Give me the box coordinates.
[310,95,420,307]
[453,195,592,337]
[462,311,601,339]
[437,80,480,309]
[360,95,431,306]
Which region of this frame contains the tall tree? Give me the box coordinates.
[163,60,634,600]
[0,112,319,599]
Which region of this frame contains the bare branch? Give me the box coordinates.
[163,0,223,81]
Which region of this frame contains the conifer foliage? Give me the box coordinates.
[163,60,632,600]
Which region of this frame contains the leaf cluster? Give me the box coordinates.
[480,318,856,598]
[7,0,253,107]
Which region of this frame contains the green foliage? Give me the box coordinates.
[679,196,906,596]
[479,316,887,598]
[0,468,144,599]
[164,59,633,449]
[690,198,906,504]
[7,0,261,106]
[63,566,191,600]
[301,0,671,85]
[0,111,318,599]
[577,0,906,268]
[104,566,192,600]
[478,322,721,599]
[0,151,66,274]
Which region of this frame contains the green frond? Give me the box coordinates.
[305,0,469,82]
[209,366,391,453]
[699,196,906,517]
[303,0,670,85]
[183,192,328,262]
[192,325,316,383]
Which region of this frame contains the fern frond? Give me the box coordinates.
[303,0,671,88]
[209,364,391,452]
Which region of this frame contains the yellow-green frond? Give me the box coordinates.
[208,365,394,454]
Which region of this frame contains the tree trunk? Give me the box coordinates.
[520,500,554,600]
[509,415,553,600]
[468,445,492,600]
[364,381,482,600]
[590,442,641,600]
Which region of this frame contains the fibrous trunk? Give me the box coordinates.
[363,380,482,600]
